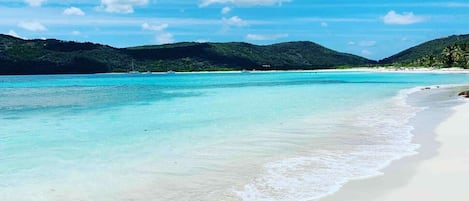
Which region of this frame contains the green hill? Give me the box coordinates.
[0,35,131,74]
[380,34,469,67]
[0,34,374,75]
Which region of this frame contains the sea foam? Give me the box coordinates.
[236,87,425,201]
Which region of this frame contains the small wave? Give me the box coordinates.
[236,87,426,201]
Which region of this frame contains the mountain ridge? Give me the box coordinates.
[3,33,469,75]
[0,34,374,75]
[379,34,469,65]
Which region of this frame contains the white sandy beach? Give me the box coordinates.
[370,99,469,201]
[353,66,469,74]
[322,97,469,201]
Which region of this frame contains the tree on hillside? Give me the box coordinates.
[442,45,456,67]
[441,44,469,68]
[423,54,437,67]
[465,51,469,66]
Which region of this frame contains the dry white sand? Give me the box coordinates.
[322,99,469,201]
[371,100,469,201]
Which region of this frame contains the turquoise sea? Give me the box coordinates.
[1,71,468,201]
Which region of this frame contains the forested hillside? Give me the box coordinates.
[380,34,469,68]
[0,34,374,75]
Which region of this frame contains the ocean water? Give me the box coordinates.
[0,71,468,201]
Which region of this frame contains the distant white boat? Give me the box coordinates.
[241,69,249,73]
[128,61,140,74]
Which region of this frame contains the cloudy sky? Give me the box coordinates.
[1,0,469,59]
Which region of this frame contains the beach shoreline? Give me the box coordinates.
[12,66,468,76]
[321,85,469,201]
[353,66,469,74]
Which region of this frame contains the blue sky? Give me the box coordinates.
[1,0,469,60]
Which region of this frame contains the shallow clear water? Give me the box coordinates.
[1,71,468,201]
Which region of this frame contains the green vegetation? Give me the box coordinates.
[0,35,127,74]
[379,34,469,68]
[0,34,374,75]
[5,33,469,75]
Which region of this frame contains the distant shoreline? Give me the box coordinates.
[352,66,469,73]
[101,67,469,74]
[1,66,468,76]
[2,67,469,76]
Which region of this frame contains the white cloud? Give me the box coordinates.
[359,40,376,46]
[6,30,26,39]
[383,10,424,25]
[222,16,247,27]
[71,30,81,35]
[447,3,469,7]
[18,21,47,31]
[347,41,355,45]
[320,22,328,27]
[64,7,85,15]
[99,0,148,13]
[200,0,291,7]
[25,0,46,7]
[142,22,169,31]
[156,32,174,44]
[141,22,174,44]
[361,49,372,55]
[300,17,375,23]
[221,6,231,14]
[195,39,209,43]
[246,33,288,41]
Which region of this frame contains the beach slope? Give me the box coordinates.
[321,97,469,201]
[371,100,469,201]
